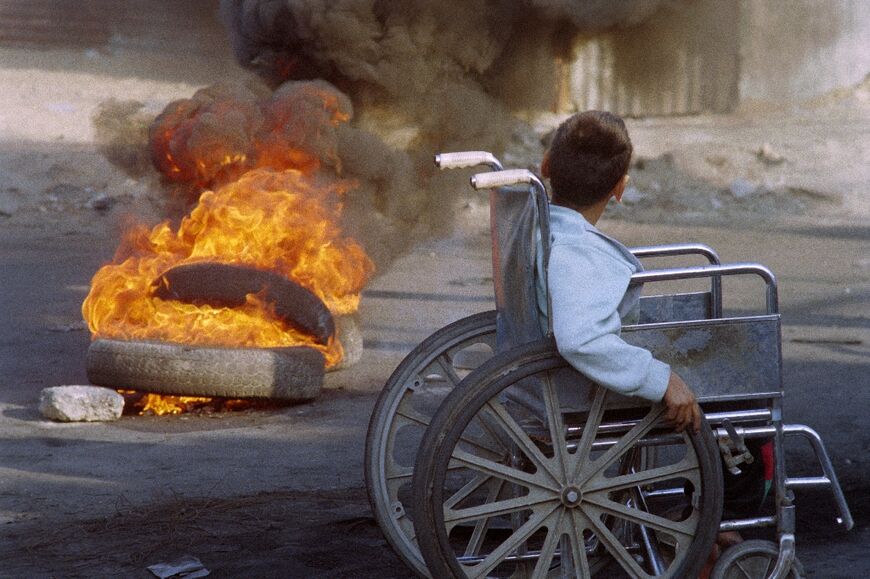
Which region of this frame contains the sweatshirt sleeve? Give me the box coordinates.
[548,243,670,402]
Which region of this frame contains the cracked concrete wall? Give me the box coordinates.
[568,0,740,116]
[565,0,870,116]
[738,0,870,104]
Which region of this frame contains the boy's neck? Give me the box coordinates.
[553,198,609,226]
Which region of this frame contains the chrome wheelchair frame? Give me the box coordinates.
[365,152,851,579]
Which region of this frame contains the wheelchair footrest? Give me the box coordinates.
[782,423,854,530]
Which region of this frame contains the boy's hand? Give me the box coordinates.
[663,372,702,433]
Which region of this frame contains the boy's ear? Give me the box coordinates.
[611,174,629,204]
[541,152,551,178]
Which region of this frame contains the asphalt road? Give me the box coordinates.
[0,215,867,577]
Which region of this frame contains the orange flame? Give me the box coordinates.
[85,81,370,414]
[83,168,374,368]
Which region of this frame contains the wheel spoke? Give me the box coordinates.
[436,353,463,386]
[763,554,776,577]
[395,403,431,427]
[483,400,561,484]
[629,491,668,575]
[577,405,666,485]
[398,388,495,452]
[583,455,699,495]
[530,509,564,577]
[386,466,414,481]
[583,497,695,542]
[444,473,491,510]
[475,412,513,454]
[566,510,592,579]
[584,506,651,578]
[388,455,476,484]
[463,479,505,557]
[462,505,558,579]
[452,449,559,491]
[445,493,556,529]
[397,401,502,458]
[736,558,755,579]
[541,372,570,479]
[569,386,607,479]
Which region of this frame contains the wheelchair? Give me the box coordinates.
[364,151,852,578]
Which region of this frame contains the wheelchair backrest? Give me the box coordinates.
[489,186,547,353]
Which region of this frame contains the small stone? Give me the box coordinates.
[86,194,117,212]
[729,178,759,199]
[332,315,364,371]
[0,192,18,217]
[39,385,124,422]
[47,320,88,333]
[45,183,88,204]
[705,155,728,168]
[756,142,786,166]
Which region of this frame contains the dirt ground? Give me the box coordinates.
[0,8,868,579]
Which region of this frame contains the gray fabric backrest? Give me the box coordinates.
[490,186,546,353]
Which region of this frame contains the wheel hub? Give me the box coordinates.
[561,486,583,508]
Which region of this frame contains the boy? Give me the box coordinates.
[537,110,701,432]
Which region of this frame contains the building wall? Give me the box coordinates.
[738,0,870,104]
[0,0,227,58]
[568,0,740,116]
[566,0,870,116]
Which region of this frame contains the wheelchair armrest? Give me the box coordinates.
[630,244,723,317]
[628,243,721,266]
[630,262,779,314]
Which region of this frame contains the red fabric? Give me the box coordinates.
[761,440,774,481]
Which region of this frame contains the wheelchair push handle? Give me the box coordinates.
[472,168,556,336]
[434,151,503,171]
[470,168,539,190]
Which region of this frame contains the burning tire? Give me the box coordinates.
[86,339,324,400]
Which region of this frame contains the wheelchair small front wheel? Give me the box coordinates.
[413,339,723,578]
[711,540,805,579]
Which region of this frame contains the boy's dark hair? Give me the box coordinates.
[546,111,633,207]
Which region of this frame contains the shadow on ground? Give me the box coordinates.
[0,487,414,578]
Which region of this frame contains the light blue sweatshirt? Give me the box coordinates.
[536,204,671,402]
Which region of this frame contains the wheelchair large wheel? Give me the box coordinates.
[365,310,498,577]
[413,339,723,578]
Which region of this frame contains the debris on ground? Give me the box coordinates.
[85,193,116,212]
[0,189,18,216]
[756,142,787,166]
[147,555,210,578]
[333,315,364,371]
[729,177,762,198]
[39,385,124,422]
[47,320,88,333]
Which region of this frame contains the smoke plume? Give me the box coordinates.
[220,1,666,118]
[96,2,669,268]
[213,1,668,262]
